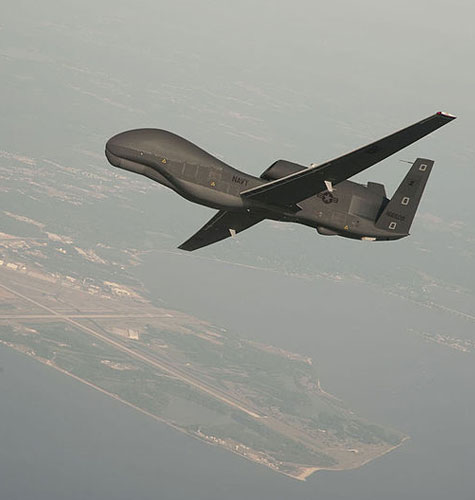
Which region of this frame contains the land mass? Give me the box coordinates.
[0,261,405,480]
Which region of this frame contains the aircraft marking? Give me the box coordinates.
[232,175,248,186]
[318,191,339,204]
[387,211,406,221]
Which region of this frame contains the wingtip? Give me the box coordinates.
[436,111,457,119]
[178,242,196,251]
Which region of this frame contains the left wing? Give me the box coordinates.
[178,210,265,251]
[241,111,455,207]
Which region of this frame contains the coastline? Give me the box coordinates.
[0,342,409,481]
[293,436,410,481]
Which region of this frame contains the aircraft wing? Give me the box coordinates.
[178,210,265,251]
[240,112,456,207]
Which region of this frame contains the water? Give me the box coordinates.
[0,346,278,500]
[136,250,475,499]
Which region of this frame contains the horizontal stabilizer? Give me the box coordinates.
[241,112,455,207]
[376,158,434,234]
[178,210,265,251]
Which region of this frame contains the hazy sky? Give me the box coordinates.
[2,0,474,214]
[3,0,473,284]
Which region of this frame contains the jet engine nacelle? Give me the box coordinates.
[260,160,306,181]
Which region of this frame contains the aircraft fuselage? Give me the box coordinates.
[105,129,400,241]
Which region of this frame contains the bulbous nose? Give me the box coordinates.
[106,130,141,157]
[105,129,173,173]
[105,130,143,170]
[105,129,171,164]
[105,129,155,168]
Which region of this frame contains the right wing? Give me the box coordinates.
[178,210,265,251]
[241,112,456,207]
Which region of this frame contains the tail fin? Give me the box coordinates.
[376,158,434,234]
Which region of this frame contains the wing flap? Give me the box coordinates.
[178,210,265,251]
[241,112,455,207]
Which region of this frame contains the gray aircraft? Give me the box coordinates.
[105,112,455,251]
